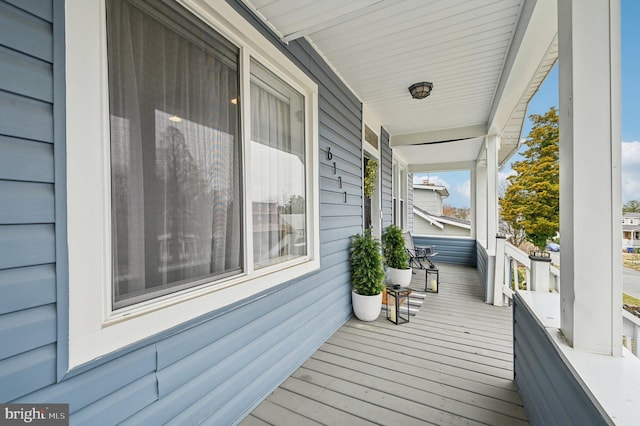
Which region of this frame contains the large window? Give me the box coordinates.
[105,0,313,308]
[65,0,318,368]
[107,0,243,307]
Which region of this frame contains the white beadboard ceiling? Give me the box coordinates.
[242,0,557,170]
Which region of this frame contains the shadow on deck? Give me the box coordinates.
[241,264,529,426]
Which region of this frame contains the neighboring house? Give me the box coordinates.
[412,182,471,237]
[623,212,640,251]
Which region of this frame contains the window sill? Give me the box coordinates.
[68,256,319,369]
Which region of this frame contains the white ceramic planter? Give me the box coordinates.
[389,266,412,288]
[351,290,382,321]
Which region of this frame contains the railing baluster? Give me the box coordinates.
[503,254,511,305]
[622,310,640,359]
[624,334,633,352]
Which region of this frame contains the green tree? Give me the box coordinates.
[282,194,306,214]
[500,107,559,250]
[623,200,640,213]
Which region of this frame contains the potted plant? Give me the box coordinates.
[350,230,386,321]
[382,224,412,288]
[363,159,378,197]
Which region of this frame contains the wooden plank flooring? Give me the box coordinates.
[241,264,529,426]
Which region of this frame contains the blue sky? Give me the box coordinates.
[415,0,640,208]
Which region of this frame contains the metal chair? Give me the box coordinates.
[403,231,438,271]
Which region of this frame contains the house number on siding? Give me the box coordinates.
[326,147,346,203]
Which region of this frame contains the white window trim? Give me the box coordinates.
[65,0,319,370]
[361,105,382,236]
[391,157,409,229]
[362,105,381,160]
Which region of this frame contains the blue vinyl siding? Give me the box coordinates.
[412,235,477,266]
[0,0,369,424]
[0,0,58,406]
[0,181,55,224]
[0,46,53,102]
[0,2,53,63]
[0,224,55,270]
[513,293,611,426]
[0,265,56,315]
[0,136,54,183]
[19,346,157,413]
[0,344,56,402]
[4,0,52,21]
[0,92,53,142]
[0,304,56,360]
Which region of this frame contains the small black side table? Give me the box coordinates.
[386,286,411,324]
[425,266,439,293]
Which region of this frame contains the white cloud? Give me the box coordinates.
[429,176,450,188]
[413,173,449,188]
[498,170,517,196]
[499,170,517,179]
[622,141,640,202]
[412,174,425,185]
[622,141,640,165]
[456,179,470,200]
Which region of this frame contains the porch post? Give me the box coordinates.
[486,135,499,254]
[558,0,622,355]
[470,168,476,240]
[529,253,551,293]
[493,234,507,306]
[475,160,487,247]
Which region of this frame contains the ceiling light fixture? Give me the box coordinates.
[408,82,433,99]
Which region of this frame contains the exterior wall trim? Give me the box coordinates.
[53,0,70,382]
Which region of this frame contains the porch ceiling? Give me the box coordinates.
[241,0,558,170]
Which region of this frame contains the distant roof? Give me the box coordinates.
[413,183,450,198]
[623,224,640,231]
[413,206,471,230]
[623,212,640,218]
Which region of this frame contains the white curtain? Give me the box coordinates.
[107,0,242,307]
[250,61,307,269]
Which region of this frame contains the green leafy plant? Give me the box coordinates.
[382,224,409,269]
[350,231,386,296]
[363,159,378,197]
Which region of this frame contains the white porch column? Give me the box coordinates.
[558,0,622,355]
[475,160,487,248]
[486,135,500,253]
[470,168,476,240]
[493,234,507,306]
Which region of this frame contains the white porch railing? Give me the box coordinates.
[503,241,530,293]
[498,241,560,305]
[496,236,640,359]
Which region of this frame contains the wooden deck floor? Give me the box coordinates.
[241,264,529,426]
